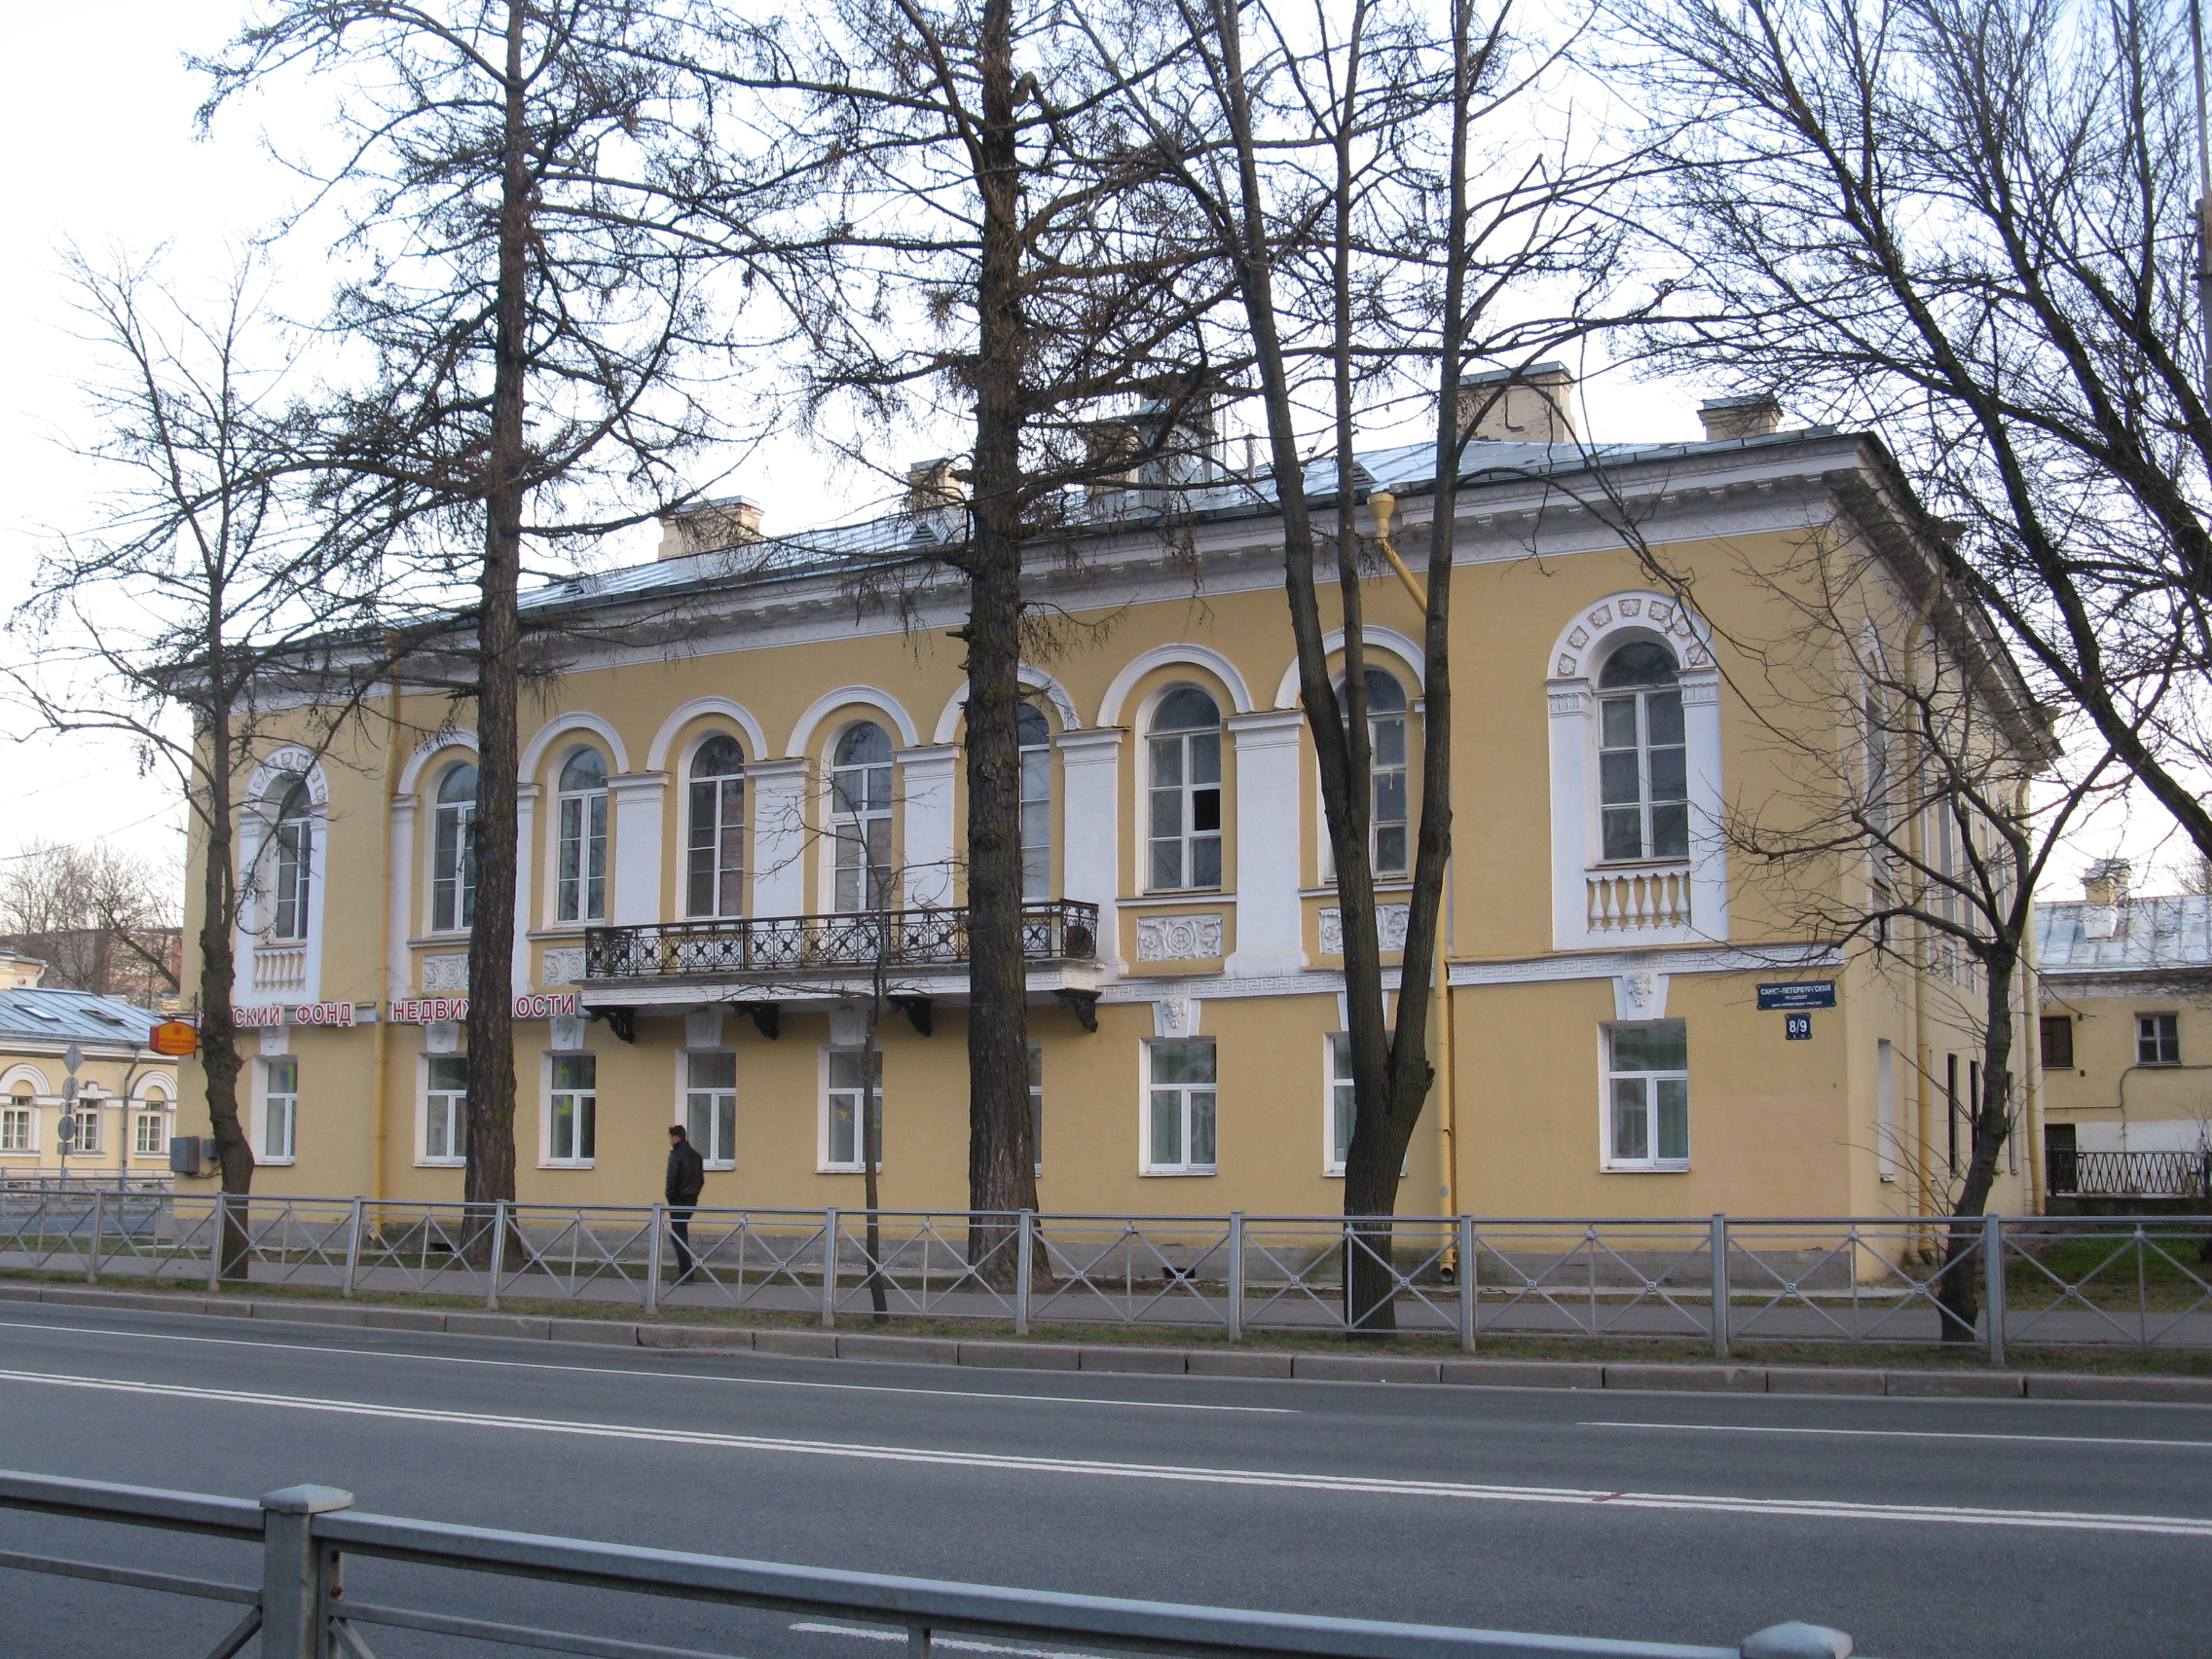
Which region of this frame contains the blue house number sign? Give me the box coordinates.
[1784,1012,1813,1041]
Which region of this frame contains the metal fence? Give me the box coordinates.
[0,1467,1849,1659]
[2,1191,2208,1358]
[2046,1149,2210,1198]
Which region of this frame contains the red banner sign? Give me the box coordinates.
[388,992,578,1025]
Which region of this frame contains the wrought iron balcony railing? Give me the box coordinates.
[584,901,1099,980]
[2047,1148,2210,1198]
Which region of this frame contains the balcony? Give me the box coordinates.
[1585,863,1693,935]
[581,903,1101,1022]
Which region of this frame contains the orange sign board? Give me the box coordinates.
[149,1019,200,1057]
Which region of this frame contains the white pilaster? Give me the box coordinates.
[608,771,669,925]
[749,757,811,918]
[513,783,540,996]
[896,744,960,908]
[387,796,418,1004]
[1679,670,1729,940]
[1056,728,1124,975]
[1546,679,1593,950]
[1225,709,1306,977]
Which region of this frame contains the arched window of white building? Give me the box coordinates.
[431,761,479,932]
[1017,702,1052,901]
[831,722,894,912]
[687,735,746,918]
[1597,642,1688,863]
[555,748,609,923]
[1147,686,1222,892]
[269,776,314,941]
[1336,668,1410,879]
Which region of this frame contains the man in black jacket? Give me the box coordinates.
[665,1124,706,1283]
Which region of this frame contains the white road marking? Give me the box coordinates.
[3,1364,2209,1538]
[1582,1420,2212,1451]
[793,1623,1110,1659]
[0,1315,1287,1414]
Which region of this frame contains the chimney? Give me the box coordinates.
[655,497,763,561]
[1457,362,1575,444]
[1698,393,1783,441]
[2081,858,2131,940]
[905,459,964,512]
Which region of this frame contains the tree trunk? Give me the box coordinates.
[961,0,1038,1287]
[1936,940,2019,1345]
[465,0,529,1232]
[199,677,253,1281]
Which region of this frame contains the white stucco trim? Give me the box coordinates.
[1224,710,1307,976]
[1270,627,1426,710]
[238,747,330,1006]
[608,771,669,926]
[785,685,921,757]
[520,713,632,780]
[1546,591,1713,680]
[0,1063,51,1096]
[896,744,960,907]
[645,697,770,773]
[1056,728,1125,975]
[396,731,479,796]
[930,667,1082,743]
[1095,645,1255,727]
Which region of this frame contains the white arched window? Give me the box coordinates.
[1147,686,1222,892]
[831,722,894,912]
[431,761,479,932]
[1337,668,1410,879]
[687,735,746,918]
[270,776,313,941]
[1596,642,1688,863]
[1018,702,1052,901]
[555,749,609,923]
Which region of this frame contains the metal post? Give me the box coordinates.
[1710,1213,1730,1362]
[341,1198,364,1299]
[821,1206,839,1329]
[645,1202,666,1317]
[905,1626,933,1659]
[1983,1210,2006,1367]
[1014,1210,1034,1336]
[1226,1212,1244,1342]
[85,1189,105,1284]
[485,1201,509,1311]
[259,1484,354,1659]
[1457,1215,1477,1353]
[207,1193,227,1292]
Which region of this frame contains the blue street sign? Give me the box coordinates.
[1758,981,1837,1012]
[1785,1012,1813,1041]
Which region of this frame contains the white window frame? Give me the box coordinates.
[554,750,610,924]
[1018,704,1052,902]
[0,1097,33,1154]
[544,1051,597,1166]
[1602,1021,1689,1172]
[2139,1013,2182,1066]
[431,762,479,934]
[1326,1033,1355,1176]
[258,1060,297,1164]
[269,778,315,942]
[683,1049,738,1167]
[1028,1042,1044,1176]
[1331,669,1411,881]
[685,736,747,920]
[1145,687,1224,894]
[422,1053,469,1166]
[1142,1037,1217,1175]
[830,724,895,914]
[1595,651,1689,866]
[132,1100,170,1158]
[821,1047,881,1173]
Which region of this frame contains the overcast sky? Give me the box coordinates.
[0,2,2188,900]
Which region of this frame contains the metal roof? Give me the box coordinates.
[0,987,164,1051]
[2036,895,2212,976]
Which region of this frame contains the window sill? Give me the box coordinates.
[416,1159,465,1168]
[704,1160,736,1171]
[1602,1162,1690,1174]
[528,926,595,941]
[1588,858,1692,871]
[817,1165,882,1176]
[539,1160,596,1170]
[1134,891,1234,903]
[1139,1167,1217,1177]
[407,934,471,947]
[257,1157,297,1167]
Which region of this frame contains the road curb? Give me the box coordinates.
[6,1279,2211,1403]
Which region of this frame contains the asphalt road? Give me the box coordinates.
[0,1304,2205,1659]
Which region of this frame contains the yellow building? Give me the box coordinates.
[0,969,178,1184]
[177,381,2040,1224]
[2037,861,2212,1210]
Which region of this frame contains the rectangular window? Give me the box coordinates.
[262,1059,298,1162]
[273,820,312,941]
[1020,745,1051,902]
[2139,1013,2181,1065]
[548,1053,596,1163]
[1599,689,1687,863]
[133,1111,166,1157]
[1328,1034,1355,1175]
[824,1049,881,1171]
[2039,1015,2075,1070]
[1028,1044,1044,1175]
[1604,1023,1687,1169]
[686,1051,738,1165]
[1145,1039,1217,1173]
[1147,732,1222,891]
[0,1108,29,1152]
[557,794,608,922]
[432,803,477,932]
[424,1055,469,1163]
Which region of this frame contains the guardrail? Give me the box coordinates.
[2,1193,2208,1358]
[2046,1149,2210,1198]
[583,900,1099,978]
[0,1467,1851,1659]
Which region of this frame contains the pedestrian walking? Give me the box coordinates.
[665,1124,705,1283]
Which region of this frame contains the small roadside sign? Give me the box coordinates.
[1757,981,1836,1012]
[62,1043,83,1075]
[1785,1012,1813,1041]
[150,1019,200,1057]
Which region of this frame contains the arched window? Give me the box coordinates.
[555,749,609,923]
[1338,669,1409,879]
[687,735,746,918]
[1017,702,1052,901]
[831,722,894,912]
[270,776,313,941]
[1597,643,1687,862]
[431,762,479,932]
[1147,686,1222,892]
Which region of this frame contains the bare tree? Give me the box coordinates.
[8,253,395,1255]
[0,839,183,1004]
[1614,0,2212,867]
